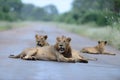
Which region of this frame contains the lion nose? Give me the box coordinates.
[59,45,63,47]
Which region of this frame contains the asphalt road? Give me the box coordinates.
[0,23,120,80]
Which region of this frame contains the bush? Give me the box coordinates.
[0,11,18,21]
[80,11,106,26]
[80,11,119,26]
[56,12,79,24]
[0,11,4,19]
[56,10,119,26]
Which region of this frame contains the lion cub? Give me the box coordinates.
[35,34,49,47]
[81,41,115,55]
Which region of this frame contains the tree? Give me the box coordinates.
[60,0,120,25]
[20,4,35,20]
[21,4,47,20]
[43,4,58,15]
[43,4,59,21]
[113,0,120,13]
[72,0,115,12]
[0,0,23,21]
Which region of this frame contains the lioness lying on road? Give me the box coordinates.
[80,41,115,55]
[9,36,88,63]
[35,34,49,47]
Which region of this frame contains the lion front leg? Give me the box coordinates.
[103,51,116,55]
[77,55,88,63]
[22,55,33,60]
[57,54,75,63]
[77,58,88,63]
[54,51,75,62]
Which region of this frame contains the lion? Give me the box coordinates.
[80,41,115,55]
[9,36,88,63]
[35,34,49,47]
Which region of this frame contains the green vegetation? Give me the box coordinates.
[56,0,120,26]
[0,0,23,21]
[0,0,120,26]
[0,21,31,31]
[0,0,58,21]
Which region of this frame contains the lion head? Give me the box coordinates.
[54,36,72,58]
[97,41,107,53]
[98,41,107,48]
[35,34,48,47]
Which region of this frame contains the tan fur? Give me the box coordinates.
[9,36,88,63]
[35,34,49,47]
[81,41,115,55]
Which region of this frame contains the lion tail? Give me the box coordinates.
[8,54,20,58]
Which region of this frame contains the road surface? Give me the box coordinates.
[0,23,120,80]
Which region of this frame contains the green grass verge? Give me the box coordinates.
[0,21,33,31]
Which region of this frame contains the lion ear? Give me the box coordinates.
[56,37,60,42]
[67,37,71,42]
[35,34,39,39]
[98,41,101,44]
[44,35,48,40]
[104,41,107,45]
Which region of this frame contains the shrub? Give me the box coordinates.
[80,10,119,26]
[80,11,105,26]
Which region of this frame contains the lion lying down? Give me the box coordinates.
[9,36,89,63]
[81,41,115,55]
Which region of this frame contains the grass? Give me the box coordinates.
[0,21,12,31]
[0,21,120,50]
[0,21,55,31]
[0,21,34,31]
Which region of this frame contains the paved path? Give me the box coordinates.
[0,23,120,80]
